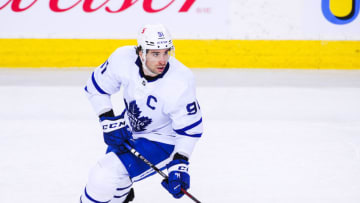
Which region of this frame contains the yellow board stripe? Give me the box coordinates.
[0,39,359,69]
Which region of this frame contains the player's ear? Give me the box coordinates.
[139,50,145,62]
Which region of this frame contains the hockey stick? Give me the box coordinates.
[123,142,201,203]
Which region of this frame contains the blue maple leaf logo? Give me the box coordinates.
[127,101,152,132]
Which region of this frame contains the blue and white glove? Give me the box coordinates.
[100,113,132,151]
[161,154,190,199]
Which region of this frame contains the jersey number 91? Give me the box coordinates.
[186,101,200,115]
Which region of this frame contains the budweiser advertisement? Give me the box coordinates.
[0,0,230,39]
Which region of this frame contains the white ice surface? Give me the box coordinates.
[1,68,360,203]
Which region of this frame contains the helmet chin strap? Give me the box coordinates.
[141,49,157,77]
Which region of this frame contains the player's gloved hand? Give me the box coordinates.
[161,154,190,199]
[100,112,133,151]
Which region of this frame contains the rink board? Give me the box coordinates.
[0,39,359,69]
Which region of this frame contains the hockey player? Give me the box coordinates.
[80,24,203,203]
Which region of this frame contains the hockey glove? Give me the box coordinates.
[100,113,133,151]
[161,155,190,199]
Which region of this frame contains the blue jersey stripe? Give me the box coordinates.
[174,131,202,138]
[91,72,109,95]
[174,118,203,138]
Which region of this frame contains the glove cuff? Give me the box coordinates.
[168,163,188,173]
[167,159,189,173]
[100,117,129,133]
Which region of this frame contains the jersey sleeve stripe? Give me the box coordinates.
[174,131,202,138]
[91,72,109,95]
[174,118,203,138]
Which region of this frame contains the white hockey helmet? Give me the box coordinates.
[137,24,174,53]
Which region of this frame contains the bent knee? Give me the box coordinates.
[87,152,130,190]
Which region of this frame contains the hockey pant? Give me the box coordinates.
[81,138,174,203]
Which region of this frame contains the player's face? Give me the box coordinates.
[142,48,170,76]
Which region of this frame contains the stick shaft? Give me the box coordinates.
[123,142,201,203]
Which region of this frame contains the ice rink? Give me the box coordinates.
[1,68,360,203]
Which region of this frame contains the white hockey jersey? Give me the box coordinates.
[85,46,203,157]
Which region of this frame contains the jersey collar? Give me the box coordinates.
[135,56,169,82]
